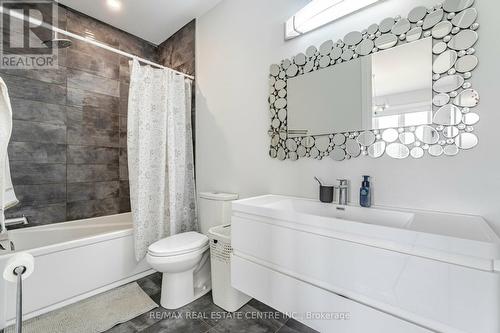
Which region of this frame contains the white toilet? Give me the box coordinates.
[146,192,238,309]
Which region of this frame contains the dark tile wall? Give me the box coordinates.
[2,5,182,227]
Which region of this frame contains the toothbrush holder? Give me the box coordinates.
[319,185,334,203]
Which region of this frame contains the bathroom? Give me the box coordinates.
[0,0,498,332]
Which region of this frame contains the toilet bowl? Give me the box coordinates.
[146,231,211,309]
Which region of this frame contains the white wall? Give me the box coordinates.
[196,0,500,234]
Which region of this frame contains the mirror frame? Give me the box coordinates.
[268,0,480,161]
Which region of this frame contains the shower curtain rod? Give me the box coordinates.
[0,6,195,80]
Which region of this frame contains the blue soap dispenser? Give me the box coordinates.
[359,175,371,208]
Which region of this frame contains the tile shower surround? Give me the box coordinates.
[2,7,196,227]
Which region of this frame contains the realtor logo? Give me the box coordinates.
[0,0,58,69]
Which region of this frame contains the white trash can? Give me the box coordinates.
[208,224,251,312]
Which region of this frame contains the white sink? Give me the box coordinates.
[230,194,500,333]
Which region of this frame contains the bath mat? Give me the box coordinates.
[5,282,158,333]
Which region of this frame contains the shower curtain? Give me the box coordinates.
[127,60,197,260]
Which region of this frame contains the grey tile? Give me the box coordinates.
[14,183,66,206]
[65,49,120,80]
[67,146,119,164]
[0,67,67,85]
[185,292,228,327]
[5,203,66,227]
[11,98,67,125]
[211,304,283,333]
[67,197,120,220]
[248,299,288,324]
[8,142,66,163]
[66,38,120,64]
[1,74,66,105]
[119,149,128,180]
[11,120,66,144]
[10,162,66,185]
[141,315,211,333]
[136,273,162,297]
[280,319,319,333]
[119,180,130,197]
[67,124,119,148]
[67,68,120,97]
[67,164,119,183]
[119,116,127,148]
[67,105,119,131]
[119,83,129,116]
[67,87,120,111]
[119,196,131,213]
[104,321,137,333]
[67,181,120,203]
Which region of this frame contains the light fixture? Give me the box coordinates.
[106,0,122,11]
[285,0,384,40]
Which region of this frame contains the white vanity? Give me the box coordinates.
[230,195,500,333]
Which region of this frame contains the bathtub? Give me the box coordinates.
[0,213,154,329]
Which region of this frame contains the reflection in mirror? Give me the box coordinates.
[286,38,432,136]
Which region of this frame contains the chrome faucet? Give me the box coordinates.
[336,179,349,206]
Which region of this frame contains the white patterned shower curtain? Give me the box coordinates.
[127,60,197,260]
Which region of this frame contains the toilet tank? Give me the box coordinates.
[198,192,239,235]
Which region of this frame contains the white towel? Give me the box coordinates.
[0,76,18,231]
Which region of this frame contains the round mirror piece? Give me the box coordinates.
[382,128,399,142]
[294,53,306,66]
[434,104,462,125]
[415,125,439,144]
[282,59,292,69]
[357,131,376,146]
[433,50,458,74]
[443,0,475,13]
[463,112,479,125]
[330,47,343,60]
[274,98,287,109]
[355,39,375,56]
[286,138,297,151]
[297,145,307,157]
[278,89,286,98]
[301,136,315,148]
[452,8,477,28]
[319,55,331,68]
[433,41,448,54]
[286,64,299,77]
[304,61,314,73]
[310,147,320,158]
[455,55,478,73]
[392,18,411,35]
[375,34,398,49]
[319,40,334,55]
[368,141,386,158]
[346,139,361,157]
[433,75,465,93]
[406,27,423,42]
[432,21,453,39]
[455,132,478,149]
[271,134,279,146]
[331,147,346,161]
[433,93,450,106]
[270,64,280,77]
[271,118,280,129]
[289,152,298,161]
[423,9,444,30]
[341,49,354,61]
[399,132,416,144]
[444,144,459,156]
[443,126,460,138]
[453,89,479,107]
[277,147,286,160]
[306,45,317,57]
[269,148,277,158]
[410,147,424,158]
[386,143,410,159]
[367,23,379,34]
[275,80,286,90]
[315,136,330,151]
[379,17,395,33]
[344,31,363,46]
[428,145,444,157]
[279,130,287,140]
[448,30,478,50]
[332,133,347,145]
[408,6,427,23]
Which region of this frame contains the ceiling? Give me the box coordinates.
[56,0,222,45]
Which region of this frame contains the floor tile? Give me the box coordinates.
[211,304,283,333]
[279,318,319,333]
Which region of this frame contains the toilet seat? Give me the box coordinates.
[148,232,209,257]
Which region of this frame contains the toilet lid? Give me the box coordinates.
[148,232,209,257]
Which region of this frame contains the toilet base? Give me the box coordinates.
[160,252,211,309]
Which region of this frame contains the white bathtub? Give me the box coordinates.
[0,213,153,329]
